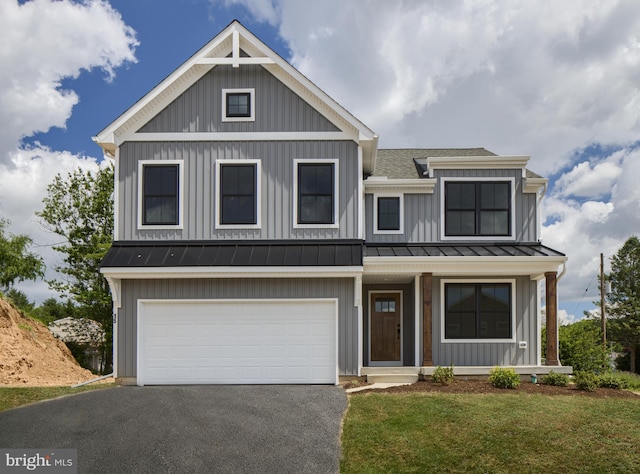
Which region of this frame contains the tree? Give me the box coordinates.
[0,219,44,289]
[558,318,610,372]
[606,236,640,374]
[37,164,114,373]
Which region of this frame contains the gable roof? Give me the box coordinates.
[93,20,378,170]
[373,148,497,179]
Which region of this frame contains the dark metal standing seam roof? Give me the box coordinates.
[364,243,566,258]
[100,241,364,268]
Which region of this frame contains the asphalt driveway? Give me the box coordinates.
[0,385,347,473]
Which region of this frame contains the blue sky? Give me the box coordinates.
[2,0,640,324]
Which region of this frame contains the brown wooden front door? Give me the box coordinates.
[370,293,401,362]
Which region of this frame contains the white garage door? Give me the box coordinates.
[138,299,337,385]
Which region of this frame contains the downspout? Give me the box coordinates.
[71,373,114,388]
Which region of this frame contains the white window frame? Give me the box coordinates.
[440,278,517,343]
[215,159,261,229]
[137,160,184,230]
[293,159,339,229]
[221,88,255,122]
[440,177,515,241]
[373,193,404,235]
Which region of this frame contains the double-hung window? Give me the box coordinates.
[139,161,182,228]
[443,281,513,341]
[374,195,403,233]
[216,160,260,228]
[444,180,512,237]
[295,160,338,227]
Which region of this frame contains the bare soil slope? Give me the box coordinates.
[0,298,94,386]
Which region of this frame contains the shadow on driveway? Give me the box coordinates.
[0,385,347,473]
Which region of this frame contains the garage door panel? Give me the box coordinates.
[139,300,336,385]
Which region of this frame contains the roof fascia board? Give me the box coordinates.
[363,255,566,277]
[364,178,436,194]
[100,266,363,279]
[426,155,530,177]
[523,177,548,194]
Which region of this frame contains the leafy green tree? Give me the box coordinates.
[37,164,114,373]
[31,297,78,326]
[606,236,640,374]
[558,318,610,372]
[4,288,35,314]
[0,219,44,289]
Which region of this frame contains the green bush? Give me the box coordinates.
[597,373,630,390]
[540,370,570,387]
[612,371,640,390]
[489,367,520,389]
[574,371,599,392]
[432,365,455,385]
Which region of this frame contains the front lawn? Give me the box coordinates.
[0,384,115,412]
[341,392,640,473]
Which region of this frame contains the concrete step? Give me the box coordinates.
[366,374,419,384]
[361,367,419,375]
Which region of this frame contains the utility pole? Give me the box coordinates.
[600,253,606,349]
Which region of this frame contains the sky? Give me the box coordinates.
[1,0,640,324]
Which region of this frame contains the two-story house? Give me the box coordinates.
[96,21,568,386]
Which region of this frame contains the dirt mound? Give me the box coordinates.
[0,298,95,386]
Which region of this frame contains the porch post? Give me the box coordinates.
[545,271,560,366]
[422,272,433,366]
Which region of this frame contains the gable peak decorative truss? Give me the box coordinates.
[93,20,377,171]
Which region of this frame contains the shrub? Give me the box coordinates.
[574,371,599,392]
[540,370,570,387]
[489,367,520,389]
[597,373,630,390]
[432,365,455,385]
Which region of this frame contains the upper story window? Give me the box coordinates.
[216,160,261,228]
[138,160,183,229]
[374,194,403,234]
[294,159,338,228]
[443,281,514,341]
[444,180,512,238]
[222,88,255,122]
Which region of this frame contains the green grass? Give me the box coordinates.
[0,384,115,412]
[341,392,640,473]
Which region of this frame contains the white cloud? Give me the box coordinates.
[0,0,137,302]
[0,0,138,163]
[555,158,623,198]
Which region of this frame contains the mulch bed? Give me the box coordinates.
[348,380,639,399]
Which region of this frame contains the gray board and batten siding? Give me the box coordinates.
[116,278,359,379]
[139,64,340,133]
[431,276,539,367]
[118,140,360,241]
[365,168,538,244]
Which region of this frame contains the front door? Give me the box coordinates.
[370,292,401,364]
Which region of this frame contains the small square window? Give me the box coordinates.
[222,89,255,122]
[374,194,403,234]
[226,93,250,118]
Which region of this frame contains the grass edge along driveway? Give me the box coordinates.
[340,391,640,473]
[0,384,115,412]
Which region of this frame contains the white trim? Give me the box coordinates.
[221,88,255,122]
[355,274,363,376]
[414,275,421,368]
[137,298,339,386]
[368,290,403,367]
[537,280,543,365]
[357,146,364,240]
[100,265,363,279]
[215,159,261,229]
[373,193,404,235]
[124,132,354,144]
[426,155,530,177]
[113,148,120,240]
[364,256,567,277]
[137,160,184,230]
[293,159,339,229]
[196,57,275,66]
[440,278,517,344]
[440,177,516,241]
[364,177,436,194]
